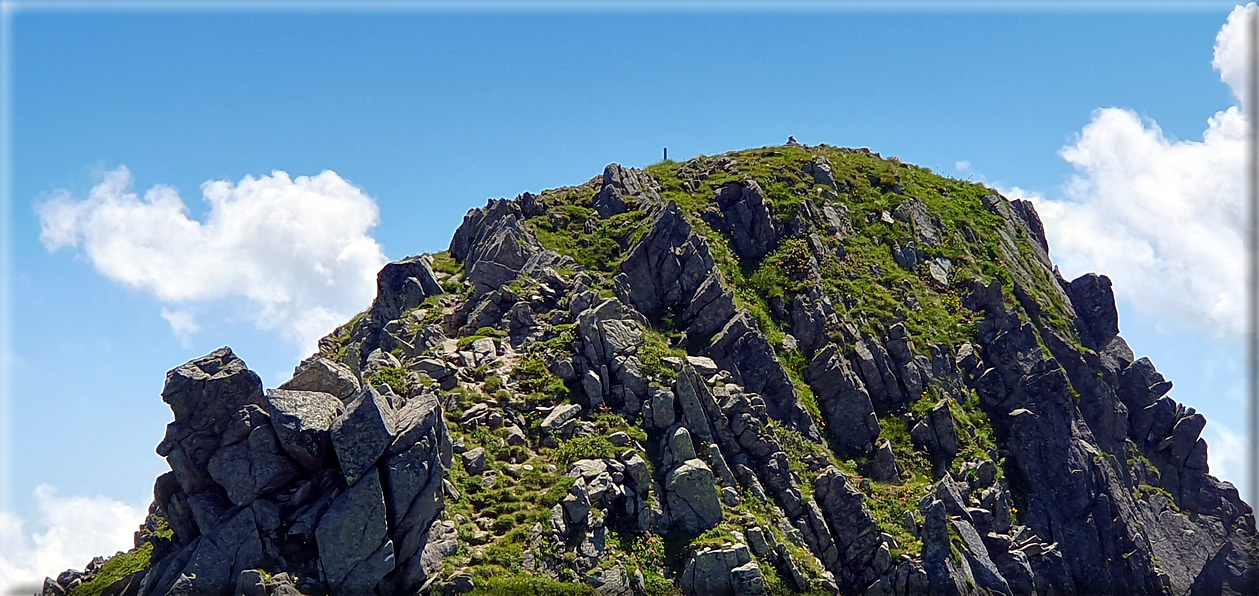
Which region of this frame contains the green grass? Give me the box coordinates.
[368,365,410,395]
[466,574,597,595]
[637,329,685,379]
[68,543,153,596]
[512,356,569,400]
[553,435,620,468]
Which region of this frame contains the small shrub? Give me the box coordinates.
[513,356,568,398]
[554,435,619,467]
[484,375,504,393]
[369,366,410,395]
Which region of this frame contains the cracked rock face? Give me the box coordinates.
[51,144,1255,596]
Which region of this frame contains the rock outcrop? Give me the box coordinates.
[51,143,1253,596]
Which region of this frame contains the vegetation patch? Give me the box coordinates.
[369,365,411,396]
[68,543,153,596]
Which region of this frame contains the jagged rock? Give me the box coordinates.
[450,198,572,296]
[1067,273,1119,348]
[265,389,343,471]
[280,357,361,401]
[865,440,902,484]
[665,459,723,534]
[814,468,884,591]
[542,403,583,433]
[331,385,397,485]
[206,406,301,506]
[952,517,1013,594]
[790,288,836,352]
[619,202,736,343]
[1190,527,1259,595]
[910,399,960,462]
[371,255,443,322]
[157,347,267,495]
[806,344,880,456]
[708,310,820,440]
[679,544,764,596]
[57,146,1259,596]
[561,481,593,534]
[316,467,391,592]
[707,179,779,262]
[157,507,265,595]
[594,163,661,218]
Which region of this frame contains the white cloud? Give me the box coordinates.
[999,3,1254,341]
[37,168,388,354]
[159,308,199,346]
[0,486,147,595]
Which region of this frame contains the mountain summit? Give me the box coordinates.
[46,143,1255,596]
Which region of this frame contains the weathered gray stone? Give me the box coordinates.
[331,385,397,485]
[708,310,820,440]
[648,388,676,430]
[709,179,779,262]
[461,447,486,475]
[665,459,722,534]
[806,345,880,457]
[280,357,361,401]
[541,403,583,433]
[1067,273,1119,348]
[866,440,902,485]
[158,348,267,495]
[316,468,389,592]
[685,356,719,377]
[370,255,443,322]
[679,544,759,596]
[265,389,343,471]
[163,507,264,595]
[814,468,884,591]
[206,409,300,506]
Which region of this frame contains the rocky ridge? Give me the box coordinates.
[47,143,1255,596]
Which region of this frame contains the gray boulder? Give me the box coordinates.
[1067,273,1119,348]
[370,255,443,322]
[679,544,765,596]
[865,440,902,485]
[593,163,661,218]
[316,467,392,593]
[618,203,735,343]
[541,404,583,433]
[158,507,265,595]
[814,468,884,591]
[806,344,880,456]
[707,311,820,440]
[206,406,301,506]
[461,447,486,475]
[279,357,360,401]
[331,385,397,485]
[665,459,723,534]
[707,179,779,262]
[157,347,266,495]
[265,389,343,471]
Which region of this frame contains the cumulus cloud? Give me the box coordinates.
[159,308,199,346]
[998,3,1254,341]
[37,168,388,354]
[0,486,147,594]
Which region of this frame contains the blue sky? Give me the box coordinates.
[1,3,1252,587]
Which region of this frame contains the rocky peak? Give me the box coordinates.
[49,143,1254,596]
